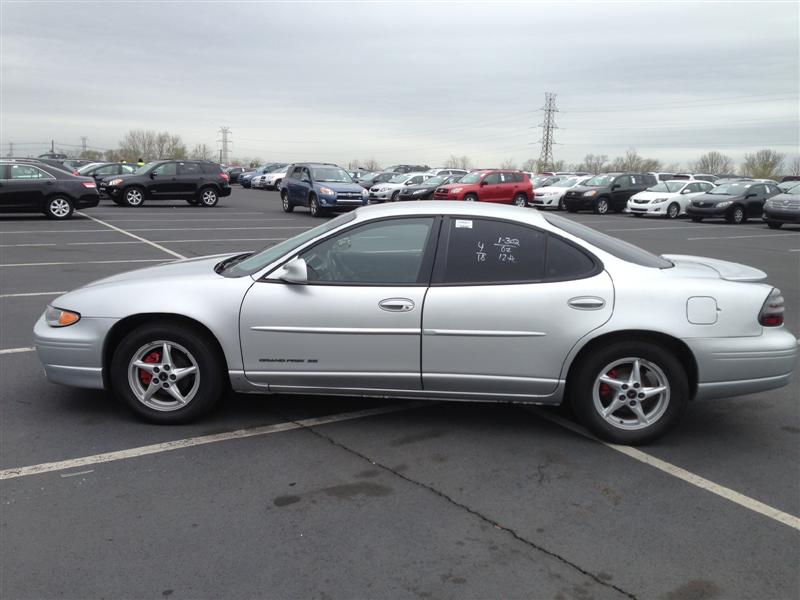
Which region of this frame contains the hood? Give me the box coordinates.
[693,192,745,203]
[81,253,238,289]
[569,184,608,193]
[631,191,679,201]
[322,181,365,192]
[534,185,568,195]
[661,254,767,282]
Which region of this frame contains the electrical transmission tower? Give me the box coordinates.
[80,136,88,155]
[7,142,13,157]
[537,92,558,171]
[217,126,232,164]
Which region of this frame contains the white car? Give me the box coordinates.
[531,175,592,210]
[627,180,716,219]
[369,172,431,202]
[261,167,289,190]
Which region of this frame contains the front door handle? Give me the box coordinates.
[379,298,415,312]
[568,296,606,310]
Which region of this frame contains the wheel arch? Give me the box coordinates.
[564,329,698,400]
[102,313,231,390]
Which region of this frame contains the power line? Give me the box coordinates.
[538,92,558,171]
[562,92,798,114]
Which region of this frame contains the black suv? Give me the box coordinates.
[99,160,231,207]
[0,159,99,219]
[387,164,431,174]
[563,172,657,214]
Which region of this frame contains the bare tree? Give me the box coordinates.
[444,154,472,169]
[663,162,682,173]
[362,158,381,171]
[499,158,517,169]
[741,149,785,179]
[609,148,661,173]
[786,156,800,176]
[578,154,608,174]
[520,158,536,172]
[118,129,187,161]
[190,143,214,160]
[690,151,733,175]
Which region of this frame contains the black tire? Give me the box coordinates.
[309,194,324,217]
[570,340,689,445]
[198,187,219,207]
[766,221,782,229]
[558,198,566,211]
[281,191,294,213]
[123,187,145,207]
[594,198,609,214]
[726,205,746,224]
[44,195,74,219]
[391,191,400,202]
[690,216,703,223]
[273,178,282,190]
[464,193,478,202]
[666,202,680,219]
[513,193,528,207]
[110,321,224,424]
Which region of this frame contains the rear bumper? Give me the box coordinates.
[74,194,100,209]
[686,328,798,400]
[219,186,232,197]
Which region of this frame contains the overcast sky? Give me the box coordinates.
[2,1,798,168]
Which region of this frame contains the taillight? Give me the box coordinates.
[81,181,96,188]
[72,169,79,176]
[759,288,784,327]
[219,172,229,181]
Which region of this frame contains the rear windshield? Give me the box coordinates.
[544,213,673,268]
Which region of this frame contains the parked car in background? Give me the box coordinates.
[62,159,95,171]
[763,190,800,229]
[225,166,245,183]
[777,180,800,193]
[531,175,592,210]
[369,172,431,202]
[426,168,468,178]
[77,162,138,186]
[240,163,286,188]
[256,165,290,190]
[627,180,716,219]
[531,175,569,189]
[563,173,658,214]
[691,174,717,183]
[0,159,99,219]
[99,160,231,207]
[386,164,431,174]
[280,163,368,216]
[397,174,463,201]
[433,170,532,206]
[356,171,399,190]
[686,181,782,224]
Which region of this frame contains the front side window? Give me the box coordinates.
[153,162,177,176]
[458,172,482,184]
[300,218,434,284]
[615,176,632,188]
[94,164,118,176]
[483,173,501,185]
[439,218,546,284]
[9,165,46,179]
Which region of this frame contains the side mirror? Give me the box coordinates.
[746,192,757,198]
[611,183,620,190]
[275,257,308,284]
[150,172,157,179]
[681,189,691,194]
[480,180,488,186]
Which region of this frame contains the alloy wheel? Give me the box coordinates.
[596,199,608,214]
[592,357,670,431]
[126,189,144,206]
[667,203,679,219]
[127,340,200,412]
[201,189,218,206]
[48,197,71,218]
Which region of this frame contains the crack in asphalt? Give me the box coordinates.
[287,416,638,600]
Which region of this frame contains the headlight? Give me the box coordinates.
[451,187,463,193]
[583,190,597,197]
[716,201,732,208]
[379,187,390,192]
[764,199,775,207]
[319,187,335,196]
[108,178,123,186]
[652,197,667,203]
[413,189,427,195]
[45,306,81,327]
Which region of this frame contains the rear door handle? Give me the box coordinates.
[379,298,415,312]
[568,296,606,310]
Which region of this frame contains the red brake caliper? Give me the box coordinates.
[139,351,161,386]
[599,369,617,399]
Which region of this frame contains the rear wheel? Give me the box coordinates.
[123,187,145,207]
[464,193,478,202]
[666,202,680,219]
[513,193,528,207]
[281,191,294,213]
[570,340,688,445]
[45,196,74,219]
[766,221,782,229]
[111,321,224,424]
[594,198,609,214]
[198,187,219,207]
[726,205,746,224]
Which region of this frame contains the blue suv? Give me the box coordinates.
[280,163,368,217]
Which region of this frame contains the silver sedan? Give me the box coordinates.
[34,202,797,444]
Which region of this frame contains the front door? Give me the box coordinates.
[479,172,503,202]
[147,162,180,197]
[239,216,438,392]
[422,217,613,398]
[610,175,632,209]
[3,164,52,210]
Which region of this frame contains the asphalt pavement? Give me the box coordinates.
[1,187,798,600]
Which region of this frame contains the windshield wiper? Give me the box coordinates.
[215,252,253,274]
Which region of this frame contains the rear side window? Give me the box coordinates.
[9,164,46,179]
[439,218,546,284]
[545,235,597,280]
[179,162,203,175]
[199,163,220,174]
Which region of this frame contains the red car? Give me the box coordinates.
[433,170,532,206]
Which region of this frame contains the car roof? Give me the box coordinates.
[352,200,550,226]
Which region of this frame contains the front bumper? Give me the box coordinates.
[531,195,560,208]
[34,314,119,390]
[563,197,595,210]
[628,202,669,215]
[763,207,800,224]
[319,196,367,211]
[687,328,798,400]
[369,191,392,202]
[686,205,729,218]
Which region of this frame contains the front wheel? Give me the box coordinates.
[111,321,224,424]
[309,195,324,217]
[558,198,566,211]
[198,187,219,207]
[570,341,689,445]
[391,191,400,202]
[123,187,145,207]
[726,206,746,224]
[463,193,478,202]
[513,193,528,207]
[281,191,294,212]
[45,196,74,219]
[594,198,609,214]
[666,202,680,219]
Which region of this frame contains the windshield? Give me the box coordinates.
[709,182,751,195]
[647,181,684,193]
[544,213,673,269]
[312,167,352,183]
[222,212,357,277]
[458,172,482,184]
[134,161,158,175]
[76,163,101,174]
[358,172,378,180]
[550,177,579,188]
[388,174,409,183]
[581,174,616,187]
[424,176,446,185]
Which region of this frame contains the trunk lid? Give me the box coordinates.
[661,254,767,282]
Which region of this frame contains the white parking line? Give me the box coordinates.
[100,218,295,223]
[0,347,35,355]
[0,238,286,248]
[81,213,186,259]
[0,259,166,268]
[604,224,729,232]
[527,408,800,532]
[0,403,423,480]
[0,291,66,298]
[0,226,306,235]
[687,233,800,241]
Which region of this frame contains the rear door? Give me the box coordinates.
[422,217,613,398]
[177,162,204,196]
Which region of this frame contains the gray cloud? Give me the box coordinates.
[2,1,797,168]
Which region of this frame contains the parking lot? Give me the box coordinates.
[1,187,798,599]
